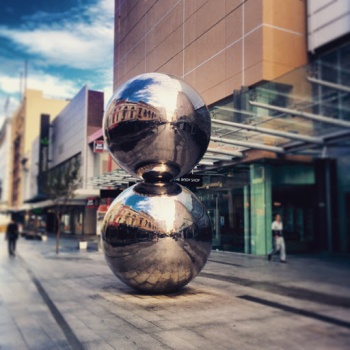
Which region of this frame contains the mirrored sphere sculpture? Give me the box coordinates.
[102,72,211,182]
[101,73,212,293]
[102,182,212,293]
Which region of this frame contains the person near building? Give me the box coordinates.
[267,214,287,263]
[5,219,19,256]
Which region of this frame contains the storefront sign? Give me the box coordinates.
[86,197,99,208]
[175,174,203,187]
[93,140,105,153]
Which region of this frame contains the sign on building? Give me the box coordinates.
[93,140,105,153]
[175,174,203,187]
[86,197,99,208]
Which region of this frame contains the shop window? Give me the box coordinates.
[130,107,135,119]
[61,214,71,234]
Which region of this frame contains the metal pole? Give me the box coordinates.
[207,147,243,158]
[211,118,324,144]
[325,161,333,253]
[211,136,285,153]
[307,76,350,93]
[215,195,220,241]
[249,101,350,128]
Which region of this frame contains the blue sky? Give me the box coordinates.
[0,0,114,128]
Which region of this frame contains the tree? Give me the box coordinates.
[43,155,82,254]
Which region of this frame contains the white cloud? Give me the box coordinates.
[0,69,81,127]
[0,0,114,70]
[0,70,79,99]
[0,94,17,129]
[97,66,114,105]
[29,73,79,98]
[85,0,115,19]
[102,84,114,108]
[0,26,113,70]
[0,65,114,126]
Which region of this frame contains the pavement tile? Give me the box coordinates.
[80,340,115,350]
[133,325,162,334]
[129,309,163,322]
[0,341,29,350]
[108,333,171,350]
[149,320,182,331]
[1,236,350,350]
[152,329,210,350]
[64,313,90,330]
[97,323,148,341]
[73,326,104,343]
[119,314,159,330]
[78,315,108,330]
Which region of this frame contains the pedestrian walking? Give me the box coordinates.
[5,219,19,256]
[267,214,287,263]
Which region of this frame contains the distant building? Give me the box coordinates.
[8,89,69,209]
[0,118,12,227]
[23,86,104,236]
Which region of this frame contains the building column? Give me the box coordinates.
[314,159,339,252]
[244,185,251,254]
[249,164,272,255]
[336,155,350,253]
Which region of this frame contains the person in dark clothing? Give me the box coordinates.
[6,220,19,256]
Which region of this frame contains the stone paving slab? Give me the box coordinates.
[0,239,71,350]
[0,234,350,349]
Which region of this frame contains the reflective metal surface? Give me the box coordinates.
[102,73,212,293]
[101,182,212,293]
[103,73,211,182]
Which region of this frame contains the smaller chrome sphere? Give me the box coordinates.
[101,182,212,293]
[102,73,211,182]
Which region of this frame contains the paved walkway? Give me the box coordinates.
[0,234,350,350]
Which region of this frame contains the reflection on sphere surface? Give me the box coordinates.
[101,182,212,293]
[102,73,211,182]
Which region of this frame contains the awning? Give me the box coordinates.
[24,193,49,203]
[88,168,141,188]
[8,188,100,213]
[73,188,100,199]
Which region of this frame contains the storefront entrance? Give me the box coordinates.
[272,185,315,253]
[196,161,329,255]
[205,188,245,252]
[197,167,250,253]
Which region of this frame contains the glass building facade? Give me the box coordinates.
[90,40,350,255]
[192,43,350,255]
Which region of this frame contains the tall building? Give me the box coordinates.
[0,118,12,229]
[9,89,69,209]
[90,0,350,255]
[113,0,307,104]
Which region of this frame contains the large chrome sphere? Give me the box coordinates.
[102,73,211,182]
[101,182,212,293]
